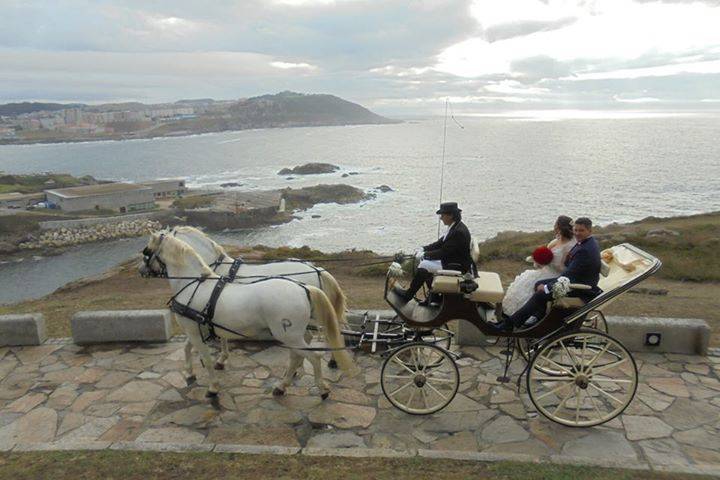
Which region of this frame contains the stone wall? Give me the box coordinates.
[19,219,162,249]
[38,211,164,230]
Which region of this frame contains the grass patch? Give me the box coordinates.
[0,173,99,194]
[172,195,217,210]
[0,451,713,480]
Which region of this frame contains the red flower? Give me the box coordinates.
[532,246,554,266]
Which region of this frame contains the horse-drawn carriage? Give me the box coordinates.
[141,228,661,428]
[342,243,661,427]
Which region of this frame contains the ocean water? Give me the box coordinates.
[1,113,719,303]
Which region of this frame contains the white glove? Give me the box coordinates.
[415,249,424,261]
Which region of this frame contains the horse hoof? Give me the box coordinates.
[272,387,286,397]
[205,390,219,398]
[327,359,338,369]
[321,391,330,400]
[184,374,197,384]
[214,362,225,371]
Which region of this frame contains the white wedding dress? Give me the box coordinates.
[502,239,577,316]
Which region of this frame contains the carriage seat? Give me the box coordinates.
[432,271,505,303]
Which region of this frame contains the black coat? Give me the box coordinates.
[423,221,473,273]
[544,236,602,300]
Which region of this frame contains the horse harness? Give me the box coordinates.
[210,254,244,282]
[168,275,312,343]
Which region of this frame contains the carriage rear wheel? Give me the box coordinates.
[527,329,638,427]
[381,342,459,415]
[516,310,609,372]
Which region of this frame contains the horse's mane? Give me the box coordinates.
[174,226,228,259]
[161,235,218,278]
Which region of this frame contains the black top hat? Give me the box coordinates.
[436,202,461,215]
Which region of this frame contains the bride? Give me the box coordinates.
[502,216,576,316]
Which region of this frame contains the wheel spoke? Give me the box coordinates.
[560,340,581,371]
[384,374,414,380]
[392,356,416,375]
[575,387,582,423]
[537,353,574,375]
[589,382,624,405]
[407,386,418,407]
[590,357,628,376]
[585,343,610,370]
[587,389,604,417]
[535,380,573,401]
[532,376,575,382]
[423,375,456,384]
[389,380,414,398]
[553,386,575,415]
[591,377,633,384]
[420,384,430,408]
[424,379,448,400]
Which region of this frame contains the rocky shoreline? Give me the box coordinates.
[16,219,162,250]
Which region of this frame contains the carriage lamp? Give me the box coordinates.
[645,333,662,347]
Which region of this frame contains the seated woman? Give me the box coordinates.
[502,215,576,317]
[394,202,472,305]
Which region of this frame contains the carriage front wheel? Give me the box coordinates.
[381,342,459,415]
[527,329,638,427]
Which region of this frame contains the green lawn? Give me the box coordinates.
[0,452,713,480]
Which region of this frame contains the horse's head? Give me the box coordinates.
[172,226,227,265]
[140,232,168,278]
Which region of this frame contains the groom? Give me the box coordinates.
[499,217,602,331]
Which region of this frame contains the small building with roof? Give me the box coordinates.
[139,179,186,199]
[45,183,155,213]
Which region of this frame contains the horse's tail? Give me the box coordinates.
[319,270,347,326]
[306,286,358,375]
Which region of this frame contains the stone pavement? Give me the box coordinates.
[1,338,719,476]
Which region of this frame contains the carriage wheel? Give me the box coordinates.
[381,342,459,415]
[516,310,609,370]
[527,329,637,427]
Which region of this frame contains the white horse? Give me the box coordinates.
[165,226,348,369]
[140,232,357,398]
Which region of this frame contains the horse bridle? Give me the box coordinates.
[141,233,168,278]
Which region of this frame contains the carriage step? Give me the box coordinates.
[496,376,511,383]
[499,349,513,356]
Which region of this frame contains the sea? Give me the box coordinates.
[1,111,719,304]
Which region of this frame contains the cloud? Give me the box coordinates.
[483,17,577,42]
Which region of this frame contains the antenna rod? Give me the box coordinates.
[437,98,449,237]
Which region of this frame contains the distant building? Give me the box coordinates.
[45,183,155,213]
[140,179,186,199]
[0,192,45,209]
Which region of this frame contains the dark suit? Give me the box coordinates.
[507,236,602,327]
[423,221,473,274]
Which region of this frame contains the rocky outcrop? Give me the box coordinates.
[278,163,340,175]
[18,220,161,250]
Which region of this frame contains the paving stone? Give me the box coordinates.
[0,407,57,445]
[14,441,111,451]
[647,377,690,398]
[307,432,366,449]
[303,447,414,458]
[444,393,483,412]
[273,395,323,412]
[661,399,718,429]
[46,387,79,409]
[155,405,219,427]
[245,407,303,425]
[119,401,156,416]
[57,412,88,436]
[61,416,118,441]
[498,403,528,420]
[428,431,478,451]
[673,426,720,451]
[309,402,377,429]
[214,444,300,455]
[5,392,46,413]
[157,389,183,402]
[562,431,637,461]
[479,416,529,444]
[489,386,517,404]
[249,347,289,368]
[483,438,552,457]
[106,381,164,402]
[86,403,122,417]
[622,415,673,441]
[95,371,135,389]
[420,410,496,434]
[686,364,710,375]
[683,445,720,465]
[0,413,22,429]
[329,388,372,405]
[14,345,61,365]
[205,426,300,447]
[161,372,188,389]
[98,419,144,442]
[43,366,86,384]
[639,364,675,377]
[135,427,206,444]
[137,371,161,379]
[70,390,107,412]
[639,438,691,467]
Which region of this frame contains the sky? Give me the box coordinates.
[1,0,720,115]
